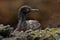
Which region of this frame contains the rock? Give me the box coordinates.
[0,24,13,37]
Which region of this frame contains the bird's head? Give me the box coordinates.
[19,5,39,15]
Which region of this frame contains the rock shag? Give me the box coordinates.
[14,5,39,32]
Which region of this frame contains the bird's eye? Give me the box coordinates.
[26,8,31,12]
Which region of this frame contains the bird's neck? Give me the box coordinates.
[18,11,26,21]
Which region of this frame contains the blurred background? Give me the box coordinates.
[0,0,60,29]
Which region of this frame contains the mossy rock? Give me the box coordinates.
[0,26,13,37]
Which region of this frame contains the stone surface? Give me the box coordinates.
[1,28,60,40]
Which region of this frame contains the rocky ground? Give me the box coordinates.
[0,24,60,40]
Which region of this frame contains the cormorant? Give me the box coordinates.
[14,5,39,32]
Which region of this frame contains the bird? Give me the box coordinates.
[14,5,39,32]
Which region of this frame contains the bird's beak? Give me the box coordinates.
[31,9,39,11]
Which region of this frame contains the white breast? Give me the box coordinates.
[26,20,41,30]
